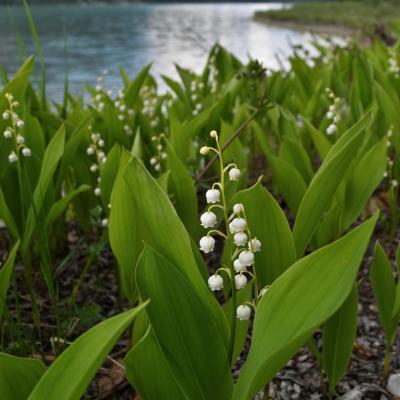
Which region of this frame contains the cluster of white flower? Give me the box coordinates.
[87,128,109,227]
[149,134,168,172]
[198,130,263,321]
[383,128,398,188]
[389,50,400,78]
[92,70,110,112]
[325,88,341,136]
[114,90,134,135]
[141,86,160,128]
[2,93,31,163]
[190,80,205,116]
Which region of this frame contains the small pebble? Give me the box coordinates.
[387,373,400,397]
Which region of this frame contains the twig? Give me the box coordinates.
[196,75,268,180]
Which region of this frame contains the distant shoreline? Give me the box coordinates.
[253,16,355,38]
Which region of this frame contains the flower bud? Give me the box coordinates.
[229,167,241,181]
[206,189,220,204]
[239,250,254,266]
[248,238,261,252]
[210,130,218,138]
[8,151,17,163]
[199,236,215,254]
[200,146,210,155]
[2,111,9,120]
[229,217,246,233]
[16,120,24,129]
[326,124,337,135]
[90,164,98,173]
[236,305,251,321]
[154,163,161,172]
[94,187,101,196]
[200,211,217,229]
[235,274,247,290]
[208,274,223,291]
[326,111,334,120]
[234,232,248,246]
[161,151,168,160]
[22,147,31,157]
[234,258,246,273]
[101,218,108,227]
[233,203,243,214]
[150,157,158,166]
[16,134,25,144]
[98,139,105,147]
[87,147,94,155]
[3,129,12,139]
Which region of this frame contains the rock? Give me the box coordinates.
[387,373,400,397]
[297,362,313,373]
[340,386,363,400]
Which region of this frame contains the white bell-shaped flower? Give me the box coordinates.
[236,305,251,321]
[229,167,241,181]
[208,274,223,291]
[94,187,101,196]
[16,135,24,144]
[200,211,217,229]
[234,232,248,247]
[235,274,247,290]
[206,189,220,204]
[2,111,10,120]
[3,129,12,139]
[199,236,215,254]
[248,238,261,252]
[233,203,243,214]
[22,147,31,157]
[239,250,254,266]
[87,147,95,155]
[229,217,246,234]
[8,151,17,163]
[234,258,246,273]
[16,120,24,129]
[326,124,337,135]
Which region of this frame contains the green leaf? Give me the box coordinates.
[231,180,296,286]
[342,138,387,230]
[0,353,45,400]
[370,242,397,344]
[22,125,65,252]
[125,63,152,106]
[44,185,90,230]
[124,156,229,341]
[167,142,199,240]
[109,150,142,301]
[135,246,233,400]
[100,144,121,207]
[323,286,358,394]
[0,241,19,322]
[125,327,186,400]
[293,114,371,257]
[28,304,148,400]
[233,213,378,400]
[0,189,19,240]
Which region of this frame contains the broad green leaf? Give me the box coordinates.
[233,213,378,400]
[167,142,199,240]
[29,303,148,400]
[304,119,332,161]
[44,185,90,230]
[125,327,186,400]
[124,156,229,341]
[370,242,397,343]
[136,246,233,400]
[109,150,142,301]
[0,353,45,400]
[125,63,152,106]
[342,138,387,230]
[293,114,371,257]
[231,180,296,286]
[323,286,358,394]
[0,241,19,321]
[100,144,121,207]
[22,126,65,252]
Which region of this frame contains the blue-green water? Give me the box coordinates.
[0,3,319,100]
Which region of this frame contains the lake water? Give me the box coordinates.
[0,3,325,100]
